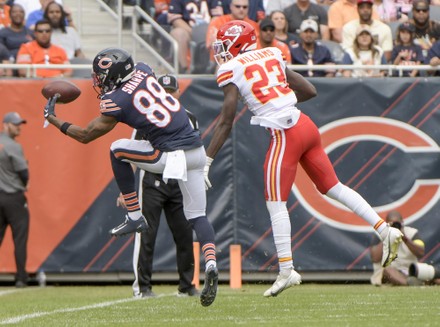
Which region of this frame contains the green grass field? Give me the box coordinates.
[0,284,439,326]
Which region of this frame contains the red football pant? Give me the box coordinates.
[264,113,339,201]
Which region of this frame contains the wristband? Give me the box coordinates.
[60,122,72,135]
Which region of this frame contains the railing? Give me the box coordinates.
[1,64,437,78]
[287,64,440,77]
[74,0,178,73]
[129,6,179,74]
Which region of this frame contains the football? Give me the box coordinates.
[41,80,81,104]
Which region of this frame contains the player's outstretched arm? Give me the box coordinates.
[285,69,317,103]
[206,83,239,159]
[44,97,118,143]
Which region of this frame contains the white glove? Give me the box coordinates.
[204,156,213,190]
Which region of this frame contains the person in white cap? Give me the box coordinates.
[0,111,29,288]
[290,19,335,77]
[341,24,387,77]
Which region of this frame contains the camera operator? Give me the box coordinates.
[370,210,425,286]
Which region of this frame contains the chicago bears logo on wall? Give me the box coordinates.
[293,117,440,232]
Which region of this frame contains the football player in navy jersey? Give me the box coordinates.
[44,47,218,307]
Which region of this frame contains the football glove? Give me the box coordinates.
[204,156,213,190]
[44,93,60,119]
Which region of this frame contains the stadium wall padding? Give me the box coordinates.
[0,77,439,276]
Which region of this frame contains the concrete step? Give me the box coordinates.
[63,0,170,74]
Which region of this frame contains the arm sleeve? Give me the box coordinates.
[17,169,29,187]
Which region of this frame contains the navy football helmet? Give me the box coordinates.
[92,47,135,96]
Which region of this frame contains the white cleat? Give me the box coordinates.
[381,226,403,267]
[263,269,301,297]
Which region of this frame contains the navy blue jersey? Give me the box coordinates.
[290,42,334,77]
[99,62,202,151]
[168,0,223,26]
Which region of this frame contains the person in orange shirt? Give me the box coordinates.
[206,0,259,64]
[328,0,380,43]
[257,18,292,64]
[16,19,72,78]
[0,0,11,28]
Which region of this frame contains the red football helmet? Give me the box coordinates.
[213,20,257,65]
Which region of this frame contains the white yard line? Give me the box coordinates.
[0,293,175,324]
[0,288,40,297]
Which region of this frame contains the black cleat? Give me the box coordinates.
[109,215,148,237]
[200,265,218,307]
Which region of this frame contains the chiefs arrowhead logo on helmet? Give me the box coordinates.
[213,20,257,65]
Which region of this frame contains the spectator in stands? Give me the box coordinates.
[0,0,11,29]
[290,19,335,77]
[168,0,223,73]
[393,0,413,21]
[328,0,380,43]
[270,10,300,47]
[206,0,259,63]
[391,22,424,77]
[0,42,12,76]
[341,24,387,77]
[26,0,75,30]
[222,0,265,22]
[153,0,170,25]
[370,210,428,286]
[16,19,72,77]
[342,0,393,61]
[265,0,296,15]
[258,17,292,63]
[425,39,440,76]
[0,4,34,62]
[284,0,330,40]
[15,0,62,20]
[409,0,440,57]
[44,1,85,60]
[373,0,399,23]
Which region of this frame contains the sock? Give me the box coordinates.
[202,246,217,271]
[190,216,217,270]
[122,192,142,221]
[266,201,293,271]
[377,223,390,241]
[326,182,386,232]
[110,149,142,221]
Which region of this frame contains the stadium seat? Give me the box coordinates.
[430,5,440,22]
[189,23,215,74]
[70,57,93,78]
[388,21,401,40]
[319,40,346,64]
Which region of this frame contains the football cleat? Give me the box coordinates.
[381,226,403,267]
[263,268,301,297]
[200,265,218,307]
[109,215,148,237]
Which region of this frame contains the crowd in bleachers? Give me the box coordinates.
[0,0,86,77]
[0,0,439,77]
[139,0,440,76]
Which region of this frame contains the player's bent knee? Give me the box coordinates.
[110,138,131,152]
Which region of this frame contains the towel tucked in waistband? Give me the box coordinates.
[162,150,187,183]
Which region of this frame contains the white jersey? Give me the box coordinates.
[216,47,301,130]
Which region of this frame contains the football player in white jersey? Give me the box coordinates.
[204,20,403,297]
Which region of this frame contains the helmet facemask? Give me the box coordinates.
[213,40,234,65]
